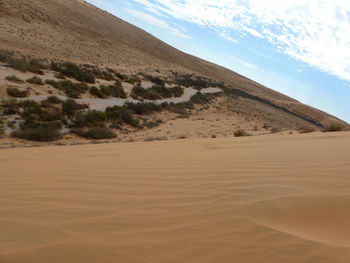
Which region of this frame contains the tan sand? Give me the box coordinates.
[1,132,350,262]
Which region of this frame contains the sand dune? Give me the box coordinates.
[1,132,350,262]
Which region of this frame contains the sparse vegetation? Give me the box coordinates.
[5,75,24,83]
[105,106,139,127]
[51,62,95,83]
[299,126,315,133]
[233,129,250,137]
[7,87,28,98]
[45,79,88,98]
[72,127,116,139]
[12,127,61,141]
[323,122,345,132]
[125,102,162,115]
[26,76,43,85]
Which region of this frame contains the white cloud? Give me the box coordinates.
[230,57,259,69]
[125,9,191,39]
[132,0,350,82]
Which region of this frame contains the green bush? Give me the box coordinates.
[130,86,161,100]
[62,99,87,116]
[190,92,210,104]
[5,75,24,83]
[233,129,250,137]
[105,106,139,127]
[90,86,106,98]
[169,86,184,97]
[100,81,126,98]
[51,62,95,83]
[45,96,63,104]
[72,127,116,139]
[73,110,107,128]
[7,87,28,98]
[12,127,61,141]
[125,102,162,115]
[26,76,43,85]
[1,99,19,115]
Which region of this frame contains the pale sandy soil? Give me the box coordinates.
[1,132,350,263]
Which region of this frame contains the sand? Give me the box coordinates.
[1,132,350,262]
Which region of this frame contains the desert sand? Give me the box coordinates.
[1,132,350,262]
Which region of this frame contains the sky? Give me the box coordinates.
[86,0,350,123]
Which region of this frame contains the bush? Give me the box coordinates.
[51,62,95,83]
[169,86,184,97]
[99,81,126,98]
[12,127,61,141]
[190,92,210,104]
[233,129,250,137]
[125,102,162,115]
[323,122,345,132]
[62,99,87,116]
[5,75,24,83]
[105,106,139,127]
[45,96,63,104]
[7,87,28,98]
[26,76,43,85]
[90,86,106,98]
[1,99,19,115]
[143,74,165,85]
[46,80,89,98]
[299,126,315,133]
[73,110,107,128]
[130,86,161,100]
[72,127,116,139]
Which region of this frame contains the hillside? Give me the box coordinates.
[0,0,348,146]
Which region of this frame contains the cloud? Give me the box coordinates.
[230,57,259,69]
[125,9,191,39]
[132,0,350,82]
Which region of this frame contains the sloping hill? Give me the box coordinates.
[0,0,347,130]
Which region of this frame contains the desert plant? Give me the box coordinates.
[51,62,95,83]
[323,122,345,132]
[45,96,63,104]
[72,127,116,139]
[26,76,43,85]
[12,127,61,141]
[125,102,162,115]
[6,87,28,98]
[73,110,107,128]
[105,106,139,127]
[130,86,161,100]
[299,126,315,133]
[233,129,250,137]
[5,75,24,83]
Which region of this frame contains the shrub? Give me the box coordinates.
[99,81,126,98]
[1,99,19,115]
[233,129,250,137]
[130,86,161,100]
[45,79,62,90]
[169,86,184,97]
[105,106,138,127]
[45,96,63,104]
[323,122,345,132]
[73,110,107,128]
[62,99,87,116]
[72,127,116,139]
[26,76,43,85]
[59,80,88,98]
[5,75,24,83]
[7,87,28,98]
[55,72,66,79]
[125,102,162,115]
[143,74,165,85]
[90,86,106,98]
[190,92,210,104]
[51,62,95,83]
[12,127,61,141]
[299,126,315,133]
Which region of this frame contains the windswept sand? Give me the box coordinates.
[1,132,350,262]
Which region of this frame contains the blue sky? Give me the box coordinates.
[86,0,350,123]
